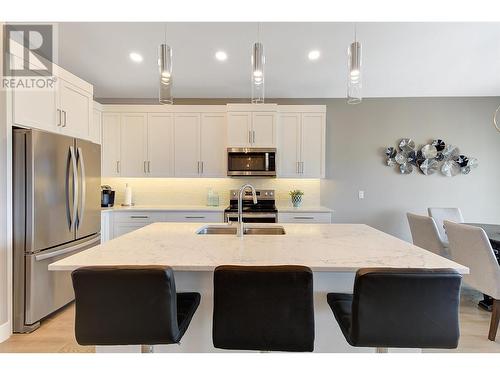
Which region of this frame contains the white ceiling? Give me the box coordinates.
[57,22,500,99]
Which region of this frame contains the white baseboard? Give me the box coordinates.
[0,320,11,343]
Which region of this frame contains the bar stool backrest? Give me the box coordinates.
[71,266,180,346]
[351,268,461,349]
[213,265,315,352]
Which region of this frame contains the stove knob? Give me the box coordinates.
[270,192,273,196]
[264,192,268,196]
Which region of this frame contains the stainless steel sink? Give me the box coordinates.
[243,226,286,235]
[196,225,285,235]
[196,226,237,235]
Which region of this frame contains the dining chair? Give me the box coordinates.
[428,207,464,245]
[407,213,448,258]
[444,221,500,341]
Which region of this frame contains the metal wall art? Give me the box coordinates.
[384,138,478,176]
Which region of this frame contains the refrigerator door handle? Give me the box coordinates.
[34,236,100,261]
[68,146,78,231]
[76,147,86,229]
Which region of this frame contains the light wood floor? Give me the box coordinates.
[0,287,498,353]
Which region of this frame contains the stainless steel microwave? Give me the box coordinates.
[227,148,276,176]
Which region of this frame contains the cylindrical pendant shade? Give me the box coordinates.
[347,41,362,104]
[251,42,265,104]
[159,44,173,104]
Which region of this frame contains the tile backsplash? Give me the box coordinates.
[101,178,321,207]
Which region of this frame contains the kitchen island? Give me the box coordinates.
[49,223,468,353]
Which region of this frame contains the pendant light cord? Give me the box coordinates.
[494,103,500,132]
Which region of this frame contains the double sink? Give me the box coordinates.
[197,224,286,235]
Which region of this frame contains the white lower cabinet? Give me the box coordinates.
[278,212,332,223]
[163,211,223,223]
[104,210,224,240]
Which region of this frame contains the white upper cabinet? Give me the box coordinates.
[252,112,276,147]
[101,113,121,177]
[300,113,325,178]
[277,113,301,177]
[277,109,326,178]
[10,51,93,141]
[90,102,102,145]
[200,113,226,177]
[120,114,148,177]
[12,69,57,132]
[227,104,277,147]
[174,114,201,177]
[227,112,251,147]
[57,78,91,139]
[147,114,174,177]
[99,104,324,179]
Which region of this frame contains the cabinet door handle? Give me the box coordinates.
[62,110,67,127]
[197,161,200,174]
[130,215,149,219]
[185,216,205,219]
[249,130,252,144]
[116,161,120,174]
[57,109,61,126]
[300,161,304,174]
[296,162,299,174]
[201,161,204,174]
[294,216,314,220]
[252,130,256,144]
[148,161,151,173]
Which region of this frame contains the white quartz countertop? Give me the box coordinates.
[101,204,332,213]
[101,205,225,212]
[49,223,468,273]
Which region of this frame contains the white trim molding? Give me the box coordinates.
[0,319,10,343]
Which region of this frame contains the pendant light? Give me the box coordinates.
[251,23,265,104]
[347,24,362,105]
[159,24,173,104]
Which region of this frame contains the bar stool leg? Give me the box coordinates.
[376,347,388,353]
[141,345,154,353]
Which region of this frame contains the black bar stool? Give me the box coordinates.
[327,268,462,352]
[71,266,200,353]
[212,265,315,352]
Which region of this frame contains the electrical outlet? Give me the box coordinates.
[358,190,365,200]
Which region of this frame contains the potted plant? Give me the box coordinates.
[289,190,304,208]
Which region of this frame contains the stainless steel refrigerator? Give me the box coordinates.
[13,128,101,333]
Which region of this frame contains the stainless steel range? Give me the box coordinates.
[224,189,277,223]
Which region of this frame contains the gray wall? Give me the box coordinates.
[320,97,500,241]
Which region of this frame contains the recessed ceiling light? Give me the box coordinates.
[308,50,321,61]
[129,52,143,63]
[215,51,228,61]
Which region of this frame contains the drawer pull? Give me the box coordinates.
[293,216,314,220]
[130,215,149,219]
[185,216,205,219]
